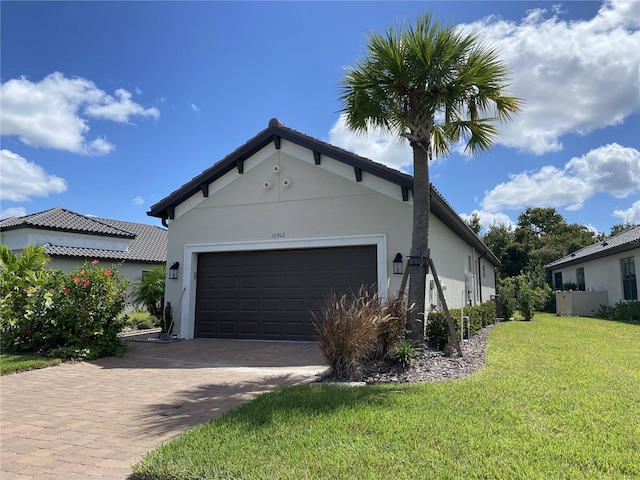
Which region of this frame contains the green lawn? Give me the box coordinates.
[0,354,64,375]
[130,314,640,480]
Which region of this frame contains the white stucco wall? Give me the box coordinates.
[550,248,639,305]
[0,229,130,252]
[164,140,496,338]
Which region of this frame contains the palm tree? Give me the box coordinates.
[340,13,521,347]
[130,265,165,320]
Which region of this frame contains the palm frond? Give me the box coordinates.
[339,10,521,159]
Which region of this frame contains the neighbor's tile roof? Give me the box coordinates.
[0,208,134,238]
[546,225,640,269]
[0,208,167,263]
[90,217,167,263]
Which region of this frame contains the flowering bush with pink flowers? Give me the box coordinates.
[1,248,129,359]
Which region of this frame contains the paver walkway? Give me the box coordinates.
[0,337,326,480]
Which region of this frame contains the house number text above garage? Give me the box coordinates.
[271,232,286,238]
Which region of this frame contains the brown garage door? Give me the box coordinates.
[195,245,377,340]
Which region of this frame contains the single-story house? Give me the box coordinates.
[148,118,499,341]
[546,225,639,305]
[0,208,167,297]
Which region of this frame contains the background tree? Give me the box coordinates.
[465,212,482,234]
[609,223,637,237]
[482,223,513,263]
[484,208,598,279]
[340,13,520,347]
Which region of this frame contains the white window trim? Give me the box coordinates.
[178,234,387,339]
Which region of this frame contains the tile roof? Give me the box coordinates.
[0,208,167,263]
[546,225,640,269]
[0,208,134,238]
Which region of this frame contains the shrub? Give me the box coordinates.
[393,339,417,368]
[162,301,173,334]
[124,312,156,331]
[498,276,518,320]
[498,273,551,321]
[426,301,496,351]
[425,310,449,351]
[314,288,409,380]
[47,260,128,359]
[598,300,640,322]
[1,256,129,360]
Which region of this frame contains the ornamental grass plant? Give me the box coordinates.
[314,288,407,380]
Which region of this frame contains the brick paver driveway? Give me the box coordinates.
[0,337,326,480]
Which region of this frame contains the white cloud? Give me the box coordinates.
[328,1,639,159]
[0,149,67,202]
[132,196,144,205]
[84,88,159,123]
[0,207,26,220]
[613,200,640,224]
[465,0,640,154]
[0,72,159,155]
[190,103,201,113]
[328,115,413,171]
[482,143,640,212]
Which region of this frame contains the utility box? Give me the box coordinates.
[555,290,609,317]
[465,273,474,293]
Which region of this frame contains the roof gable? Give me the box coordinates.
[546,225,640,269]
[147,118,499,266]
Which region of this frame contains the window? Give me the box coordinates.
[576,268,585,291]
[621,257,638,300]
[468,255,472,272]
[554,272,563,289]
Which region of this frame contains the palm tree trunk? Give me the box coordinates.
[407,143,429,348]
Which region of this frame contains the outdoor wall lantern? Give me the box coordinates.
[393,253,403,275]
[169,261,180,280]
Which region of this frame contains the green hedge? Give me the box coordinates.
[598,300,640,322]
[426,301,497,351]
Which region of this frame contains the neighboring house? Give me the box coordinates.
[546,225,639,305]
[148,118,499,341]
[0,208,167,297]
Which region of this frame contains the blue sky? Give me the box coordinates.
[1,0,639,236]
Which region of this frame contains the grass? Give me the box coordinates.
[130,314,640,479]
[0,354,64,375]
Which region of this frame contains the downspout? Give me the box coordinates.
[161,216,168,228]
[477,251,486,303]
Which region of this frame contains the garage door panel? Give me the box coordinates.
[219,277,238,289]
[219,299,238,312]
[261,298,281,311]
[262,275,281,289]
[195,245,377,340]
[240,299,258,312]
[284,299,304,312]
